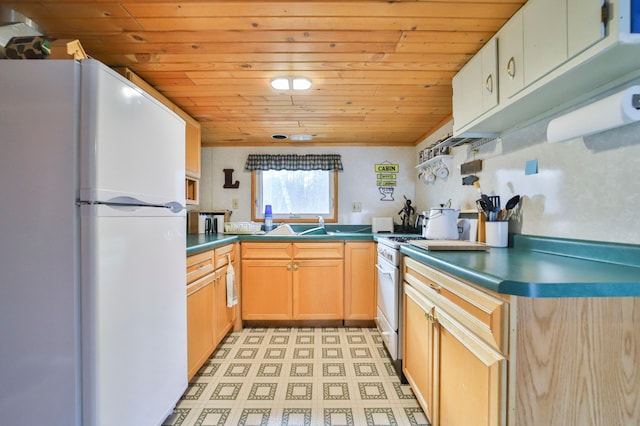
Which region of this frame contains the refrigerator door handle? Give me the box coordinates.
[97,196,184,212]
[164,201,185,213]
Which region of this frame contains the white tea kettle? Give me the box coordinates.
[424,208,460,240]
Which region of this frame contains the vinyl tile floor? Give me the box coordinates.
[163,326,431,426]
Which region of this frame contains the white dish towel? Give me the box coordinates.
[226,254,238,307]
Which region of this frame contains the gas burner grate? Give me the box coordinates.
[383,236,425,243]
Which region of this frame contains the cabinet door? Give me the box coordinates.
[498,9,524,100]
[344,242,376,321]
[452,53,482,130]
[452,38,498,132]
[403,286,437,424]
[523,0,567,85]
[567,0,605,58]
[241,259,292,320]
[186,276,215,379]
[214,267,235,345]
[436,309,506,426]
[183,116,201,179]
[293,259,344,320]
[480,38,498,112]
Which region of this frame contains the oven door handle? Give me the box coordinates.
[375,263,394,277]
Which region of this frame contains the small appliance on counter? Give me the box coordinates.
[372,217,394,233]
[187,210,230,234]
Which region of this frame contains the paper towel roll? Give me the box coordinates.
[546,85,640,143]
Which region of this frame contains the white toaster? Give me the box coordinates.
[372,217,394,233]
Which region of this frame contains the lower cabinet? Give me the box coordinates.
[186,274,215,379]
[214,265,236,345]
[403,257,508,426]
[186,243,238,380]
[241,242,344,321]
[293,259,343,320]
[344,242,376,321]
[403,287,436,422]
[241,259,293,320]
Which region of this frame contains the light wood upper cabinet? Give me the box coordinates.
[344,242,376,321]
[174,106,201,180]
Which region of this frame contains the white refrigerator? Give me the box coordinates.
[0,59,187,426]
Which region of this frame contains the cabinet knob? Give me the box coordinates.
[485,74,493,94]
[507,57,516,80]
[429,283,441,292]
[287,264,292,270]
[293,264,298,271]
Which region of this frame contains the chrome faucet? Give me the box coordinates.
[318,216,325,228]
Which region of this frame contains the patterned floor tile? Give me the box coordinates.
[164,327,430,426]
[257,363,282,377]
[248,383,278,400]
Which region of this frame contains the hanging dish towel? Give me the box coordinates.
[226,254,238,307]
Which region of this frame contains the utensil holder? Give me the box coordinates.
[485,221,509,247]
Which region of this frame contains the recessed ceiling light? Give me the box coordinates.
[270,78,290,90]
[292,78,312,90]
[270,77,312,91]
[290,134,314,141]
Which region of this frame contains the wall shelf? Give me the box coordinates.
[415,155,453,171]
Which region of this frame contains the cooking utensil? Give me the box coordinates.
[476,198,490,217]
[488,195,501,211]
[504,195,521,220]
[481,194,494,212]
[497,195,521,221]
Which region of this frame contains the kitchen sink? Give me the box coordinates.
[296,226,328,235]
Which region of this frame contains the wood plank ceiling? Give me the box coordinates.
[5,1,525,147]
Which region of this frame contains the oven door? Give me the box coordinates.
[375,256,399,331]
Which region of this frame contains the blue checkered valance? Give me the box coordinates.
[244,154,343,171]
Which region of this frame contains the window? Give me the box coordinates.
[245,154,343,223]
[252,170,338,222]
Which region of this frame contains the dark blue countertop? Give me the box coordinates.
[400,234,640,298]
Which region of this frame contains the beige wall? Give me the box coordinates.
[415,116,640,245]
[199,145,416,226]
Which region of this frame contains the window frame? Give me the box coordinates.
[250,170,339,223]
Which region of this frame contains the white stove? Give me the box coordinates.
[375,235,424,382]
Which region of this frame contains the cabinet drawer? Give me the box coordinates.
[403,257,508,355]
[241,242,293,259]
[187,249,215,284]
[293,242,344,259]
[214,243,236,269]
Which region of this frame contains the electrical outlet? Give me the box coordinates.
[232,199,239,209]
[352,202,362,212]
